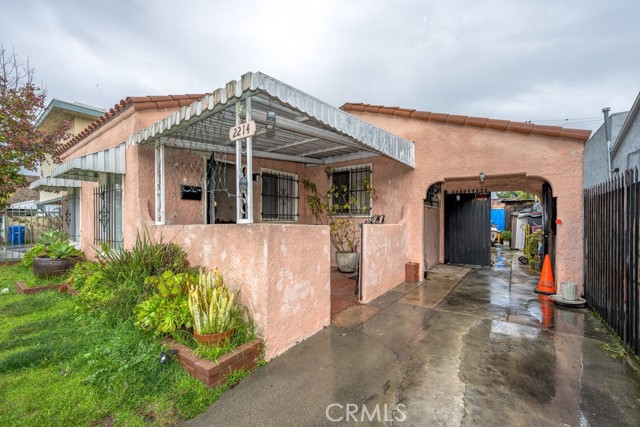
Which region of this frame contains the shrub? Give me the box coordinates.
[77,231,190,321]
[69,261,101,291]
[501,230,512,241]
[134,271,195,335]
[21,244,46,268]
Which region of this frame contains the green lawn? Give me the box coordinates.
[0,264,239,426]
[1,263,69,287]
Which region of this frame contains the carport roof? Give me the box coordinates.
[127,72,415,167]
[341,103,592,142]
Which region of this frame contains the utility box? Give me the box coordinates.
[405,262,420,283]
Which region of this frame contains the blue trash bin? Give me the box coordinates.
[8,225,26,246]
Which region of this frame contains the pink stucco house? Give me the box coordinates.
[36,72,590,359]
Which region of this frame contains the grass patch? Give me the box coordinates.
[0,263,70,288]
[0,265,245,426]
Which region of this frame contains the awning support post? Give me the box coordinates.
[155,140,165,225]
[235,98,254,224]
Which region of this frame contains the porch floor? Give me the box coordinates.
[330,268,358,319]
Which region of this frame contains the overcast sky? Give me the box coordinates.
[1,0,639,132]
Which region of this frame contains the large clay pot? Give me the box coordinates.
[194,329,235,347]
[32,256,79,278]
[336,252,359,273]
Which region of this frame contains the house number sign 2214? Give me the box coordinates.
[229,120,256,142]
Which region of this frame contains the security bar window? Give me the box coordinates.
[94,174,123,249]
[331,165,372,216]
[261,170,299,222]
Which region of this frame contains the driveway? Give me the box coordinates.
[185,248,640,426]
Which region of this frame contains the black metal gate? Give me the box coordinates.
[584,169,639,355]
[444,192,491,266]
[542,182,557,273]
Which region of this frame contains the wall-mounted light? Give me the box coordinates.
[479,172,485,183]
[456,194,460,202]
[266,111,277,130]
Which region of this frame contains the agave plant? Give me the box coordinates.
[46,240,79,259]
[188,269,236,335]
[39,230,66,246]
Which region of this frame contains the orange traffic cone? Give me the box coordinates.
[534,254,555,295]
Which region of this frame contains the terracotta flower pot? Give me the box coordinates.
[194,329,235,347]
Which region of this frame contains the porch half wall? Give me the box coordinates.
[150,223,331,360]
[360,222,411,303]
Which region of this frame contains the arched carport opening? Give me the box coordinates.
[424,173,556,275]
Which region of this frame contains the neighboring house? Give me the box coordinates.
[584,110,629,188]
[584,90,640,188]
[612,91,640,174]
[39,72,590,359]
[29,99,104,242]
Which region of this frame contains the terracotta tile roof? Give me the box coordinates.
[55,94,206,155]
[341,103,592,142]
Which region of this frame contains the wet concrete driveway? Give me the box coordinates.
[185,248,640,426]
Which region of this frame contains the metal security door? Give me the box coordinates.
[445,193,491,266]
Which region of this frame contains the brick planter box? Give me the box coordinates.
[15,281,77,295]
[162,338,263,388]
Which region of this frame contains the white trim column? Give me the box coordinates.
[246,96,254,223]
[155,140,165,225]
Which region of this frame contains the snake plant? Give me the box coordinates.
[188,269,236,335]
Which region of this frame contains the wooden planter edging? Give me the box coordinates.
[162,338,264,388]
[15,281,78,295]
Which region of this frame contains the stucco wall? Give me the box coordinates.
[149,223,330,360]
[360,222,409,303]
[346,111,586,291]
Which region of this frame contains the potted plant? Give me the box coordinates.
[301,166,377,273]
[32,231,82,278]
[501,230,512,248]
[188,268,237,346]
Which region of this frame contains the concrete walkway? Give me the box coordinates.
[184,248,640,426]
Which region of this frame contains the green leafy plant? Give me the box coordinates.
[93,231,190,320]
[134,271,195,335]
[501,230,512,241]
[192,304,257,361]
[524,229,543,262]
[301,166,377,253]
[21,243,46,268]
[69,261,101,291]
[45,240,80,259]
[188,269,237,335]
[38,229,66,246]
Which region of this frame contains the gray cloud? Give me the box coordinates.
[1,0,639,132]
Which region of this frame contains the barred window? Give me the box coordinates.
[94,174,123,249]
[331,165,372,216]
[261,170,298,222]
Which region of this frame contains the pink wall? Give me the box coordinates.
[127,143,331,359]
[149,223,330,360]
[346,111,585,292]
[360,223,410,303]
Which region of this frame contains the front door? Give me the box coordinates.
[444,192,491,266]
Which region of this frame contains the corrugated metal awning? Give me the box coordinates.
[29,177,82,191]
[127,72,415,168]
[51,143,125,182]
